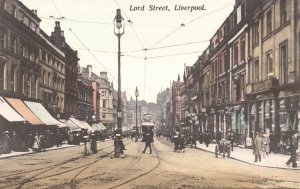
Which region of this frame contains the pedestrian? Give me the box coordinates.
[263,131,270,156]
[32,133,40,152]
[285,131,299,168]
[204,132,210,147]
[173,132,180,152]
[142,127,154,154]
[261,134,267,158]
[216,131,222,145]
[91,132,98,153]
[253,132,262,162]
[226,131,234,151]
[2,131,12,154]
[40,134,46,152]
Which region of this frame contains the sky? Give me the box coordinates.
[21,0,235,103]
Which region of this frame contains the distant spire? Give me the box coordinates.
[177,74,180,82]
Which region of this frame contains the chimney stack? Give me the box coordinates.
[87,65,92,80]
[100,72,108,80]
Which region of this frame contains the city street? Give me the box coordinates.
[0,139,299,189]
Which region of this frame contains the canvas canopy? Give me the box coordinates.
[0,96,25,122]
[24,101,61,126]
[5,98,44,125]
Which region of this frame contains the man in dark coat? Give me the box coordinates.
[90,132,98,153]
[2,131,12,154]
[286,131,299,168]
[204,132,211,147]
[216,131,222,145]
[142,127,154,154]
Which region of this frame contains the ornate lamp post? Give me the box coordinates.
[135,86,139,142]
[114,9,124,131]
[114,9,124,157]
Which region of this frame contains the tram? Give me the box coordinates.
[141,114,155,133]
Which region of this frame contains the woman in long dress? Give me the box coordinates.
[32,133,40,151]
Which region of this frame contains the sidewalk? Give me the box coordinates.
[0,143,81,160]
[196,142,300,170]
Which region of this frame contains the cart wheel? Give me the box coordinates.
[215,145,219,158]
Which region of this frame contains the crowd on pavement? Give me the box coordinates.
[160,128,300,169]
[0,128,107,157]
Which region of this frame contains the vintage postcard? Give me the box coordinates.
[0,0,299,188]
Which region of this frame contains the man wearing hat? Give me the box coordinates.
[286,130,299,168]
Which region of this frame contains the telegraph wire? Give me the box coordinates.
[113,0,145,49]
[123,40,209,53]
[147,51,203,59]
[149,2,234,48]
[49,0,63,18]
[40,16,174,27]
[69,28,133,98]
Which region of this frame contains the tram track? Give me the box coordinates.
[108,143,162,189]
[70,141,144,189]
[0,142,114,180]
[0,141,130,189]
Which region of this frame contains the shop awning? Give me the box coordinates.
[24,101,61,126]
[92,122,107,131]
[0,96,25,122]
[69,117,89,130]
[59,119,81,131]
[80,121,94,132]
[5,98,44,126]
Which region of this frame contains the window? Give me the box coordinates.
[102,114,106,119]
[280,0,287,25]
[241,2,246,19]
[240,74,245,101]
[219,54,224,74]
[280,42,288,84]
[233,11,237,27]
[48,73,51,86]
[253,21,259,45]
[10,35,17,53]
[103,99,107,108]
[0,27,7,49]
[10,64,17,92]
[211,63,215,79]
[266,10,272,35]
[0,63,5,90]
[266,51,273,76]
[234,42,239,65]
[254,58,260,82]
[241,37,246,62]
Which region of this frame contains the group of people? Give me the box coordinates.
[252,131,271,162]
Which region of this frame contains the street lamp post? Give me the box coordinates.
[135,86,139,142]
[114,9,124,131]
[114,9,124,157]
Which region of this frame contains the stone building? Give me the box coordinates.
[0,0,65,117]
[50,21,79,119]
